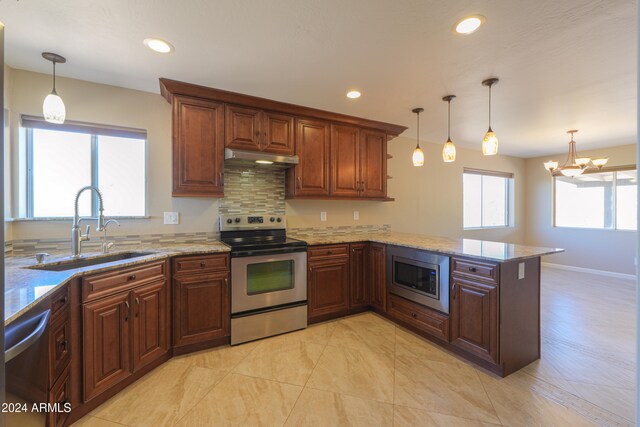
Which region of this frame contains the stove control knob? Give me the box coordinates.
[270,217,275,222]
[276,217,282,223]
[234,217,241,223]
[226,218,233,224]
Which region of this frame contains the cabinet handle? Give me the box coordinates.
[124,301,130,321]
[59,296,68,305]
[200,261,207,268]
[59,340,67,351]
[362,181,366,192]
[218,171,224,185]
[452,283,457,299]
[411,312,417,318]
[127,274,137,281]
[469,267,477,272]
[296,176,301,189]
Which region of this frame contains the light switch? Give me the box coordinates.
[353,211,360,220]
[518,262,525,280]
[320,212,327,222]
[164,212,179,225]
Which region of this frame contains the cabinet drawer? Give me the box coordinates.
[387,294,449,342]
[308,244,350,260]
[173,254,229,276]
[50,285,70,319]
[49,309,72,386]
[48,363,71,427]
[82,261,166,303]
[452,258,499,284]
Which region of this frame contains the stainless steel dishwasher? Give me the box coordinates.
[4,302,51,426]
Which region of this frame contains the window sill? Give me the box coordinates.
[6,216,151,222]
[463,226,513,231]
[552,225,637,232]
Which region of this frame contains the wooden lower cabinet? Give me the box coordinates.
[83,291,131,401]
[308,251,350,321]
[349,243,369,309]
[48,364,72,427]
[387,294,449,341]
[173,272,230,347]
[369,243,386,311]
[132,280,169,372]
[450,276,498,363]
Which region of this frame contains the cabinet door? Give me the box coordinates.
[173,272,230,347]
[83,291,131,401]
[369,243,386,311]
[132,280,169,372]
[293,119,331,197]
[308,257,350,320]
[262,111,295,155]
[225,104,262,151]
[173,96,225,197]
[349,243,369,308]
[450,277,498,363]
[48,364,71,427]
[360,130,387,198]
[330,124,360,197]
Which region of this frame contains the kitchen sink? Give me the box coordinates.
[27,252,157,271]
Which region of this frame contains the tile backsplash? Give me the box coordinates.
[219,165,285,215]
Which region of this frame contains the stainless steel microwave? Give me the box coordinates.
[386,245,450,314]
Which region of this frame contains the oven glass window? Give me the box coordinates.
[247,260,295,295]
[393,259,438,298]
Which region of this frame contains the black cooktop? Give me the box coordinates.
[220,229,307,251]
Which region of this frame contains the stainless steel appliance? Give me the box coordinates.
[387,245,450,314]
[224,148,299,169]
[220,214,307,345]
[4,302,52,426]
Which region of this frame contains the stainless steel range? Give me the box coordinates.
[220,214,308,345]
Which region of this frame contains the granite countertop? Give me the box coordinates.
[290,231,564,263]
[5,242,230,325]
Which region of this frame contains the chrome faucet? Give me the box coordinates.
[101,219,120,254]
[71,186,105,259]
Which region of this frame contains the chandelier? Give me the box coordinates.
[543,130,608,177]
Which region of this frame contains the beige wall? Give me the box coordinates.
[524,144,637,275]
[6,68,218,239]
[383,137,526,243]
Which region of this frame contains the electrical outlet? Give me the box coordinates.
[518,262,525,280]
[353,211,360,220]
[164,211,179,225]
[320,211,327,222]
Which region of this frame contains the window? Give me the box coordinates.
[24,116,147,218]
[463,168,513,229]
[554,167,636,230]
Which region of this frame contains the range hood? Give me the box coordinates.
[224,148,299,169]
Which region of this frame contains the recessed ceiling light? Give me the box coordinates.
[454,15,485,35]
[143,38,174,53]
[346,90,361,99]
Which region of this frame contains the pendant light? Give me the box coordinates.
[481,78,499,155]
[543,130,608,177]
[412,107,425,167]
[442,95,457,162]
[42,52,66,124]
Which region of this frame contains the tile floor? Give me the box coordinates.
[76,267,635,426]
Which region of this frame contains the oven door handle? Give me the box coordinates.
[231,247,307,257]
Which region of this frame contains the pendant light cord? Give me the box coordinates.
[447,100,451,140]
[416,110,420,148]
[488,85,492,128]
[52,61,57,93]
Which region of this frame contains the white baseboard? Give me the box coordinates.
[541,262,636,281]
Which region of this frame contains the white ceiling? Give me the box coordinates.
[0,0,635,157]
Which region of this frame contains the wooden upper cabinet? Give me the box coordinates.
[360,130,387,198]
[331,125,360,197]
[292,119,331,197]
[172,96,224,197]
[225,105,295,155]
[262,111,295,154]
[225,105,262,151]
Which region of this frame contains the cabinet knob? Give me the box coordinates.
[296,176,301,189]
[59,340,67,351]
[200,262,206,268]
[127,274,137,281]
[469,267,477,272]
[124,301,130,321]
[411,312,417,318]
